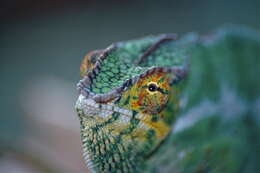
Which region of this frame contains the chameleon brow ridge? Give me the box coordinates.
[135,34,177,65]
[77,44,117,96]
[78,66,188,103]
[77,35,187,103]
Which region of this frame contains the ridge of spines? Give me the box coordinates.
[77,36,188,103]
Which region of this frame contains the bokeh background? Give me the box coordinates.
[1,0,259,172]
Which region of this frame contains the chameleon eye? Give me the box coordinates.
[148,83,158,92]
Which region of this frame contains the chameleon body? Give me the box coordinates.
[76,26,260,173]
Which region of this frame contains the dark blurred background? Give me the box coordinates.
[1,0,259,172]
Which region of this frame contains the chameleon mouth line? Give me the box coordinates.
[79,95,133,116]
[77,95,148,127]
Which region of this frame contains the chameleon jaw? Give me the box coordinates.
[76,94,173,139]
[76,94,148,127]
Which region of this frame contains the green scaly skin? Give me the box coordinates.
[76,26,260,173]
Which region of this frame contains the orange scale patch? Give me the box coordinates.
[137,91,145,106]
[161,81,170,89]
[131,102,140,108]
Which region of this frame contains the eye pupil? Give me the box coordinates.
[148,84,157,92]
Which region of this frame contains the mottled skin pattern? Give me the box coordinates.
[76,34,187,173]
[117,71,180,139]
[76,27,260,173]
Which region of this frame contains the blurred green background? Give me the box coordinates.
[1,0,259,172]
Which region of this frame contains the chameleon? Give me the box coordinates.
[75,26,260,173]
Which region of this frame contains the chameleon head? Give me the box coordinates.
[76,67,185,172]
[76,34,188,172]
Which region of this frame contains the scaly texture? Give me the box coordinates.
[145,27,260,173]
[76,26,260,173]
[76,34,190,172]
